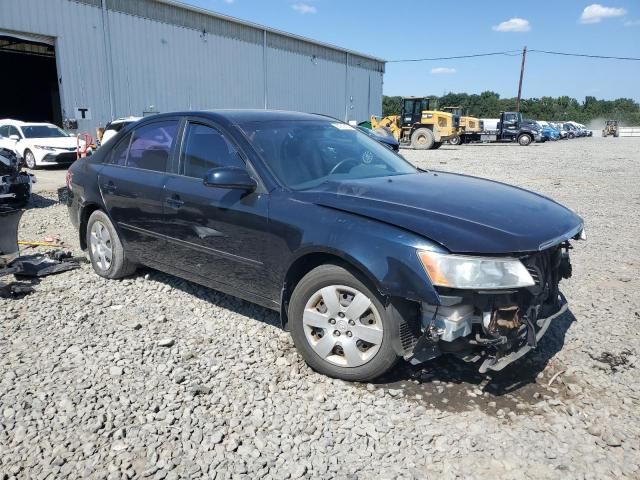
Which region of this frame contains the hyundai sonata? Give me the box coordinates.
[66,111,584,381]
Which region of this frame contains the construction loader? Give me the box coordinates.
[442,106,482,145]
[370,97,456,150]
[602,120,619,138]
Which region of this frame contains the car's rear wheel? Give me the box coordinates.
[289,264,398,381]
[449,135,461,146]
[24,149,37,169]
[87,210,136,279]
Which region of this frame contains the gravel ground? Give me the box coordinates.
[1,137,639,479]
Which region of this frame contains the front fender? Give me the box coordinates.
[271,195,443,306]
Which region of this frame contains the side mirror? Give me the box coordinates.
[9,135,20,141]
[203,167,257,191]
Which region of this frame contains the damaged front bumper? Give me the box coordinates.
[406,244,573,373]
[478,294,567,373]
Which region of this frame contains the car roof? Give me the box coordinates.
[108,116,142,124]
[0,119,56,127]
[137,109,336,125]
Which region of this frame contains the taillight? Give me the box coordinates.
[65,169,73,191]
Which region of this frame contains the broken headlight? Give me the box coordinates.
[417,251,535,290]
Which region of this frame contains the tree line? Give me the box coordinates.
[382,92,640,126]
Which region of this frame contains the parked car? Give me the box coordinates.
[357,126,400,151]
[548,122,568,139]
[536,121,560,141]
[0,119,81,169]
[100,116,142,146]
[66,110,584,381]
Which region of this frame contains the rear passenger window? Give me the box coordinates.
[181,123,244,179]
[108,133,131,166]
[127,120,179,172]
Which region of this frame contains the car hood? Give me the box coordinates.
[23,137,79,149]
[293,172,583,254]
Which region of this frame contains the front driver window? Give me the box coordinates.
[181,123,244,179]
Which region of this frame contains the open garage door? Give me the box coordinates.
[0,35,62,126]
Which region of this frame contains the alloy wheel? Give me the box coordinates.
[90,220,113,271]
[25,151,36,169]
[302,285,383,367]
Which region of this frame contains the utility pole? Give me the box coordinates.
[516,46,527,113]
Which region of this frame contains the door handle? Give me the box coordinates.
[104,181,118,194]
[166,194,184,209]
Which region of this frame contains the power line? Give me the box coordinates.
[528,49,640,61]
[386,51,521,63]
[388,49,640,63]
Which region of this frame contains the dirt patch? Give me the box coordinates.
[371,355,577,417]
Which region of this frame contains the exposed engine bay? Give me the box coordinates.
[410,243,574,372]
[1,147,35,208]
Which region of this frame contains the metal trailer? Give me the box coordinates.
[0,0,385,134]
[619,127,640,137]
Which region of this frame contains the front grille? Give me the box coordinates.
[526,264,542,288]
[52,152,76,163]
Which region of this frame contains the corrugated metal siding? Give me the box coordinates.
[347,66,383,121]
[106,0,262,45]
[266,46,346,118]
[0,0,384,130]
[107,9,264,115]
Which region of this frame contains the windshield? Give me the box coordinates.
[239,120,417,190]
[21,125,69,139]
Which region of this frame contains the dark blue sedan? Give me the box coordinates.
[66,110,584,381]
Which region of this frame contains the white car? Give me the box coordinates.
[0,119,81,169]
[101,116,141,146]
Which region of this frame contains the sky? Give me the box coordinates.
[180,0,640,101]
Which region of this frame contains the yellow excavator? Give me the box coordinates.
[442,106,482,145]
[370,97,456,149]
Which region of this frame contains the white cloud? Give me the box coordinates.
[292,3,317,14]
[492,18,531,32]
[431,67,456,74]
[580,4,626,24]
[624,19,640,27]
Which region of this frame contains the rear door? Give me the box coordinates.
[98,118,180,262]
[162,120,271,298]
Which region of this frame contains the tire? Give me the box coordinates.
[448,135,461,146]
[24,149,38,169]
[410,128,435,150]
[568,132,575,139]
[432,142,443,150]
[289,264,398,381]
[86,210,136,279]
[517,134,532,146]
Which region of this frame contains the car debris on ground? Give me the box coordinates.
[0,208,80,298]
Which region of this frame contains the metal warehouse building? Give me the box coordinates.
[0,0,385,134]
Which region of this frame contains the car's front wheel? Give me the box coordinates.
[518,134,532,146]
[87,210,136,279]
[24,149,37,169]
[289,264,398,381]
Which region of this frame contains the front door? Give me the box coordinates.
[99,119,180,262]
[162,120,271,298]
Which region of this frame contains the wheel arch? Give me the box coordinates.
[280,248,423,357]
[78,202,104,250]
[280,249,387,330]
